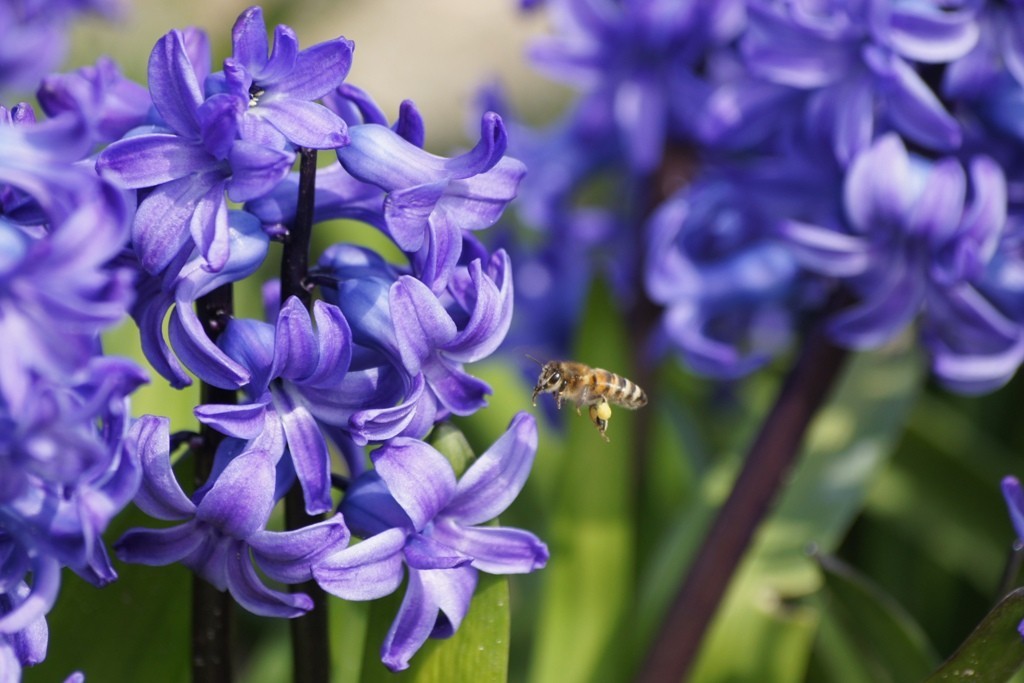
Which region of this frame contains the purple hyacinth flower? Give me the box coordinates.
[210,6,352,150]
[314,412,548,672]
[317,242,514,435]
[646,182,803,378]
[336,112,526,291]
[528,0,745,171]
[196,296,353,515]
[782,134,1022,393]
[740,0,978,163]
[96,28,294,274]
[131,209,269,390]
[116,416,350,617]
[37,56,153,149]
[0,122,134,409]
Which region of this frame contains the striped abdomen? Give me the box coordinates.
[589,368,647,409]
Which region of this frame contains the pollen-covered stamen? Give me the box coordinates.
[248,84,265,108]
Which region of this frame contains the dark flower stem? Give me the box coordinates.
[281,146,330,683]
[193,285,237,683]
[637,320,848,682]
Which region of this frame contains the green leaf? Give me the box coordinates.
[358,573,510,683]
[925,588,1024,682]
[527,280,637,683]
[430,421,476,477]
[814,553,938,682]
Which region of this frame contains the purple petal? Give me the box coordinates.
[404,534,473,570]
[340,471,415,537]
[909,158,965,242]
[218,317,276,393]
[423,358,491,416]
[432,521,549,574]
[419,565,477,639]
[843,133,911,234]
[271,297,319,383]
[194,402,269,440]
[306,300,352,387]
[435,156,526,232]
[1003,476,1024,540]
[130,415,195,520]
[884,5,979,63]
[372,438,456,531]
[389,276,457,372]
[258,25,299,85]
[829,267,924,349]
[0,557,60,633]
[96,135,214,189]
[250,514,350,583]
[384,182,447,251]
[194,450,276,538]
[189,178,231,272]
[864,48,961,151]
[168,301,251,389]
[275,385,333,515]
[380,568,438,672]
[225,547,313,618]
[148,30,203,136]
[115,522,204,566]
[257,99,349,149]
[131,173,220,274]
[446,412,537,525]
[959,156,1007,267]
[445,254,513,362]
[231,6,269,74]
[226,140,295,202]
[777,219,871,277]
[314,527,408,600]
[278,38,354,100]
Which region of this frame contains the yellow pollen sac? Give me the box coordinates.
[596,402,612,421]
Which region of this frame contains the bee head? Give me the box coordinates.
[531,361,563,405]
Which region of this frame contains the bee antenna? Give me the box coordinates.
[524,353,544,367]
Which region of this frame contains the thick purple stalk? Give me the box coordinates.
[194,285,237,682]
[281,147,330,683]
[637,322,848,681]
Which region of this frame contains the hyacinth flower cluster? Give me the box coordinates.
[494,0,1024,395]
[0,107,146,678]
[1,4,548,677]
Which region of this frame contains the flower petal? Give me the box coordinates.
[404,534,473,570]
[168,301,251,389]
[372,438,456,531]
[194,450,276,538]
[115,522,204,566]
[389,276,457,373]
[314,527,408,601]
[433,521,548,575]
[250,514,350,583]
[274,385,333,515]
[148,30,203,136]
[225,546,313,618]
[379,568,437,672]
[130,415,196,520]
[257,99,349,149]
[446,412,537,525]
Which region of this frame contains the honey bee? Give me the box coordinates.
[530,359,647,442]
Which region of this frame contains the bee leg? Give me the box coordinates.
[576,387,588,415]
[588,398,612,442]
[554,392,563,410]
